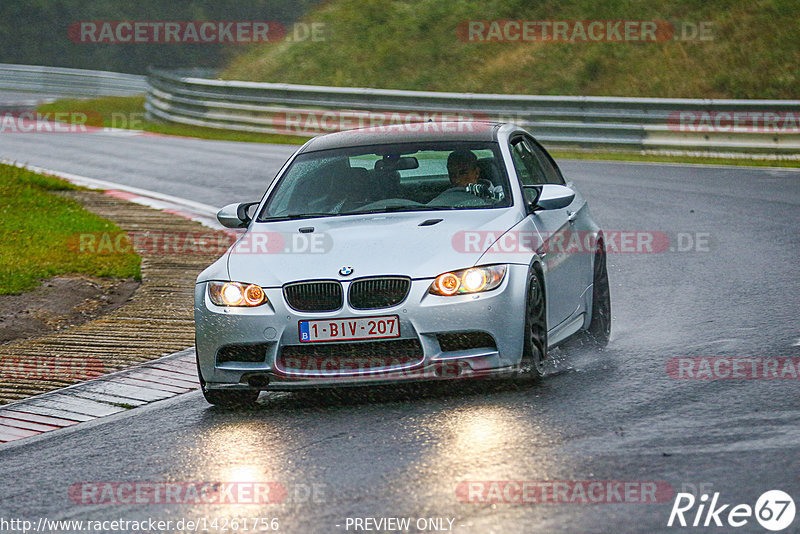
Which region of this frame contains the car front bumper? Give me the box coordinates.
[194,264,528,391]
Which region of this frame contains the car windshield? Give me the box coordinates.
[258,142,511,221]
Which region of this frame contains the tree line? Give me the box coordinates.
[0,0,319,74]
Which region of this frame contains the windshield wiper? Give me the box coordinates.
[346,206,458,215]
[260,206,458,222]
[258,212,339,222]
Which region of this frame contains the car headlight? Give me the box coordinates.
[208,281,267,307]
[429,265,507,296]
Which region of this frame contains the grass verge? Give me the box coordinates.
[36,96,311,145]
[0,163,141,295]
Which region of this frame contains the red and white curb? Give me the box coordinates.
[0,164,230,445]
[0,348,198,444]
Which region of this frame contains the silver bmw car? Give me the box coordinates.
[195,122,610,406]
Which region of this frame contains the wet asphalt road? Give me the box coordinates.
[1,124,799,533]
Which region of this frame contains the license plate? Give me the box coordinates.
[298,315,400,343]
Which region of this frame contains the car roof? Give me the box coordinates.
[298,122,505,153]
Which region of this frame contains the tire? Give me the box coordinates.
[587,244,611,346]
[521,270,547,378]
[202,388,259,408]
[196,349,259,407]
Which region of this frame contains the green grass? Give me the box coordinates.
[0,164,141,295]
[223,0,799,99]
[36,96,312,145]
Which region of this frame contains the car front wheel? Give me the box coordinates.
[202,387,259,408]
[196,350,259,407]
[521,270,547,378]
[587,244,611,346]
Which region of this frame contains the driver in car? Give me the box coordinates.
[446,149,481,187]
[427,149,502,207]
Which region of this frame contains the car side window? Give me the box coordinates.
[510,137,549,205]
[510,137,547,186]
[528,137,566,185]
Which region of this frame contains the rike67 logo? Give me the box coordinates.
[668,490,795,531]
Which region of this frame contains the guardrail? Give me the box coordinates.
[0,63,147,98]
[142,67,793,154]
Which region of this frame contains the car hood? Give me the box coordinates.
[226,209,522,287]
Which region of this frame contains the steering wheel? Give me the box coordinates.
[466,179,495,198]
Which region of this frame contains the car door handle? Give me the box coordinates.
[567,210,579,223]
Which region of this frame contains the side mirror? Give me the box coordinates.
[217,202,259,228]
[528,184,575,212]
